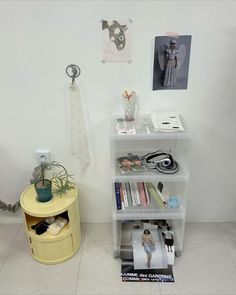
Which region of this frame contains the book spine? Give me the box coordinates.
[114,183,122,210]
[160,184,169,206]
[137,182,147,207]
[121,183,129,208]
[143,182,150,204]
[133,182,141,206]
[129,182,137,206]
[125,183,132,207]
[119,183,125,210]
[145,182,165,209]
[156,186,167,206]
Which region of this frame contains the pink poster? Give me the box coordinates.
[102,19,132,62]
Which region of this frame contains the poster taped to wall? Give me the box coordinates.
[153,35,192,90]
[102,19,132,62]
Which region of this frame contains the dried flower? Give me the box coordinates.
[122,90,136,101]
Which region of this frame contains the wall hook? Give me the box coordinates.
[66,64,81,84]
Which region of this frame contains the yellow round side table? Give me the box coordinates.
[20,184,81,264]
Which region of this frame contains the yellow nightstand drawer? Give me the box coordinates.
[30,234,74,264]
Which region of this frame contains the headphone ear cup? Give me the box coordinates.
[156,159,179,174]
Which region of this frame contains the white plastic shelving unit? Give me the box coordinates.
[110,113,192,258]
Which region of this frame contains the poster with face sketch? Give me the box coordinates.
[102,19,132,62]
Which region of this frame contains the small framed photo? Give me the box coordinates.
[117,154,146,174]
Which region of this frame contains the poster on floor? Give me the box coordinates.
[120,220,175,282]
[133,229,168,270]
[153,35,192,90]
[102,19,132,62]
[121,262,174,282]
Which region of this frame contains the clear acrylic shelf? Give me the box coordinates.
[113,206,185,220]
[113,163,189,182]
[110,113,192,257]
[111,114,192,141]
[112,189,185,220]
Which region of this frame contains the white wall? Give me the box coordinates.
[0,0,236,223]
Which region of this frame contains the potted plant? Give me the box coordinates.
[31,161,74,202]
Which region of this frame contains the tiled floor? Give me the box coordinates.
[0,222,236,295]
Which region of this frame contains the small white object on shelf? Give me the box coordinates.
[47,216,68,235]
[116,118,136,135]
[150,113,185,132]
[45,216,56,225]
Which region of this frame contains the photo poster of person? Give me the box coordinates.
[102,19,132,62]
[142,221,175,266]
[120,220,175,282]
[153,35,192,90]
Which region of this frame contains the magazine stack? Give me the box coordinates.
[120,219,175,282]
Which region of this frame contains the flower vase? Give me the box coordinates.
[123,98,136,121]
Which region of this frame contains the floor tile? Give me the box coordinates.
[0,242,13,272]
[15,224,28,242]
[218,222,236,267]
[84,222,112,242]
[76,240,160,295]
[218,222,236,235]
[185,222,221,241]
[160,239,236,295]
[0,241,82,295]
[0,223,21,242]
[1,222,236,295]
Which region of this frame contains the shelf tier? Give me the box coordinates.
[113,167,189,182]
[113,173,189,182]
[111,114,192,141]
[113,205,185,220]
[27,216,72,242]
[113,158,189,182]
[111,132,192,141]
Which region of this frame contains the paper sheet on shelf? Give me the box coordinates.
[150,113,184,132]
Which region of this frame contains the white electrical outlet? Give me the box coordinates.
[36,150,51,164]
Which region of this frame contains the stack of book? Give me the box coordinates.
[114,182,167,210]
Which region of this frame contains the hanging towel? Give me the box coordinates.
[69,82,90,173]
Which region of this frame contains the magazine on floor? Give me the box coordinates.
[120,220,175,282]
[121,261,174,282]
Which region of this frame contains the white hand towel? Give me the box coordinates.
[69,82,90,173]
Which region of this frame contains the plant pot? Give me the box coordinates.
[34,179,52,203]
